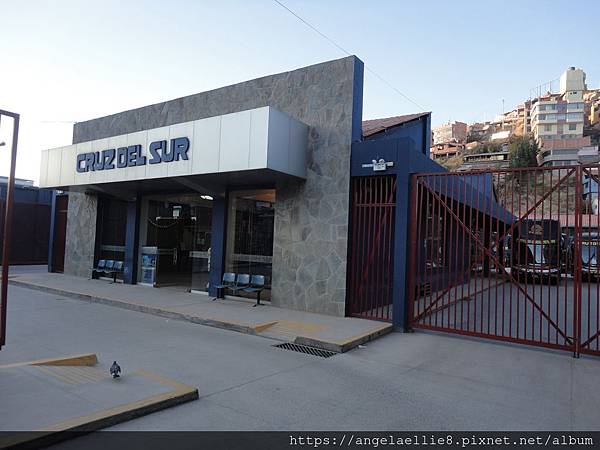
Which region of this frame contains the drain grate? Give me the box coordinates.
[273,342,337,358]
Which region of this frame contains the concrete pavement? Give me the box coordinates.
[2,282,600,443]
[8,270,392,352]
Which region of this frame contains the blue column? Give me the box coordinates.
[392,167,411,330]
[47,191,57,273]
[208,193,228,296]
[123,199,140,284]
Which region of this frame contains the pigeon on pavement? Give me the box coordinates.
[110,361,121,378]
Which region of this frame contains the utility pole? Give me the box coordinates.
[0,109,19,350]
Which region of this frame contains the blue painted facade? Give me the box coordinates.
[350,114,445,329]
[0,181,54,265]
[0,183,53,205]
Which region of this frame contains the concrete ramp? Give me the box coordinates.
[0,353,198,448]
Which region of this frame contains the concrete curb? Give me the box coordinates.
[294,322,394,353]
[9,278,392,353]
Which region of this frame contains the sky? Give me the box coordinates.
[1,0,599,184]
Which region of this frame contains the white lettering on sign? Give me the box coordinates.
[362,158,394,172]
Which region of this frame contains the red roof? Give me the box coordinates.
[362,112,429,137]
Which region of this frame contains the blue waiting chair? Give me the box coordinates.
[243,275,266,307]
[110,261,124,283]
[228,274,251,296]
[212,272,236,300]
[90,259,107,280]
[91,259,124,283]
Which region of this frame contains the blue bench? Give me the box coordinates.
[91,259,124,283]
[213,273,266,306]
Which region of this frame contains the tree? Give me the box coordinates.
[480,142,503,154]
[508,135,538,168]
[464,141,503,155]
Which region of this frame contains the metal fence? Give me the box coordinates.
[408,165,600,357]
[347,175,396,321]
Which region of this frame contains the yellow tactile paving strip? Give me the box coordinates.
[35,365,110,385]
[0,353,98,369]
[257,320,330,340]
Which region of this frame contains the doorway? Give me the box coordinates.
[138,194,212,291]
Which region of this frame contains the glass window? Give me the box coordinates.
[225,189,275,300]
[97,197,127,267]
[569,123,577,131]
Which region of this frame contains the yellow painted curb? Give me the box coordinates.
[0,353,98,369]
[40,370,198,432]
[253,321,278,333]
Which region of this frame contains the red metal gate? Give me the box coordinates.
[408,165,600,357]
[348,175,396,321]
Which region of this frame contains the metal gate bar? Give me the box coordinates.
[408,165,600,357]
[348,175,396,322]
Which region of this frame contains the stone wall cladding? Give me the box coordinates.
[63,191,97,277]
[72,56,363,317]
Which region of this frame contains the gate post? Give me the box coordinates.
[405,174,419,331]
[391,170,408,329]
[574,165,583,358]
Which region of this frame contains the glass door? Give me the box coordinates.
[152,201,192,288]
[138,194,212,291]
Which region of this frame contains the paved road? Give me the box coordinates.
[2,283,599,443]
[415,275,600,349]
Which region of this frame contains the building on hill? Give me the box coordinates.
[585,90,600,127]
[531,67,598,166]
[432,121,467,145]
[430,141,464,162]
[458,150,510,171]
[467,122,490,142]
